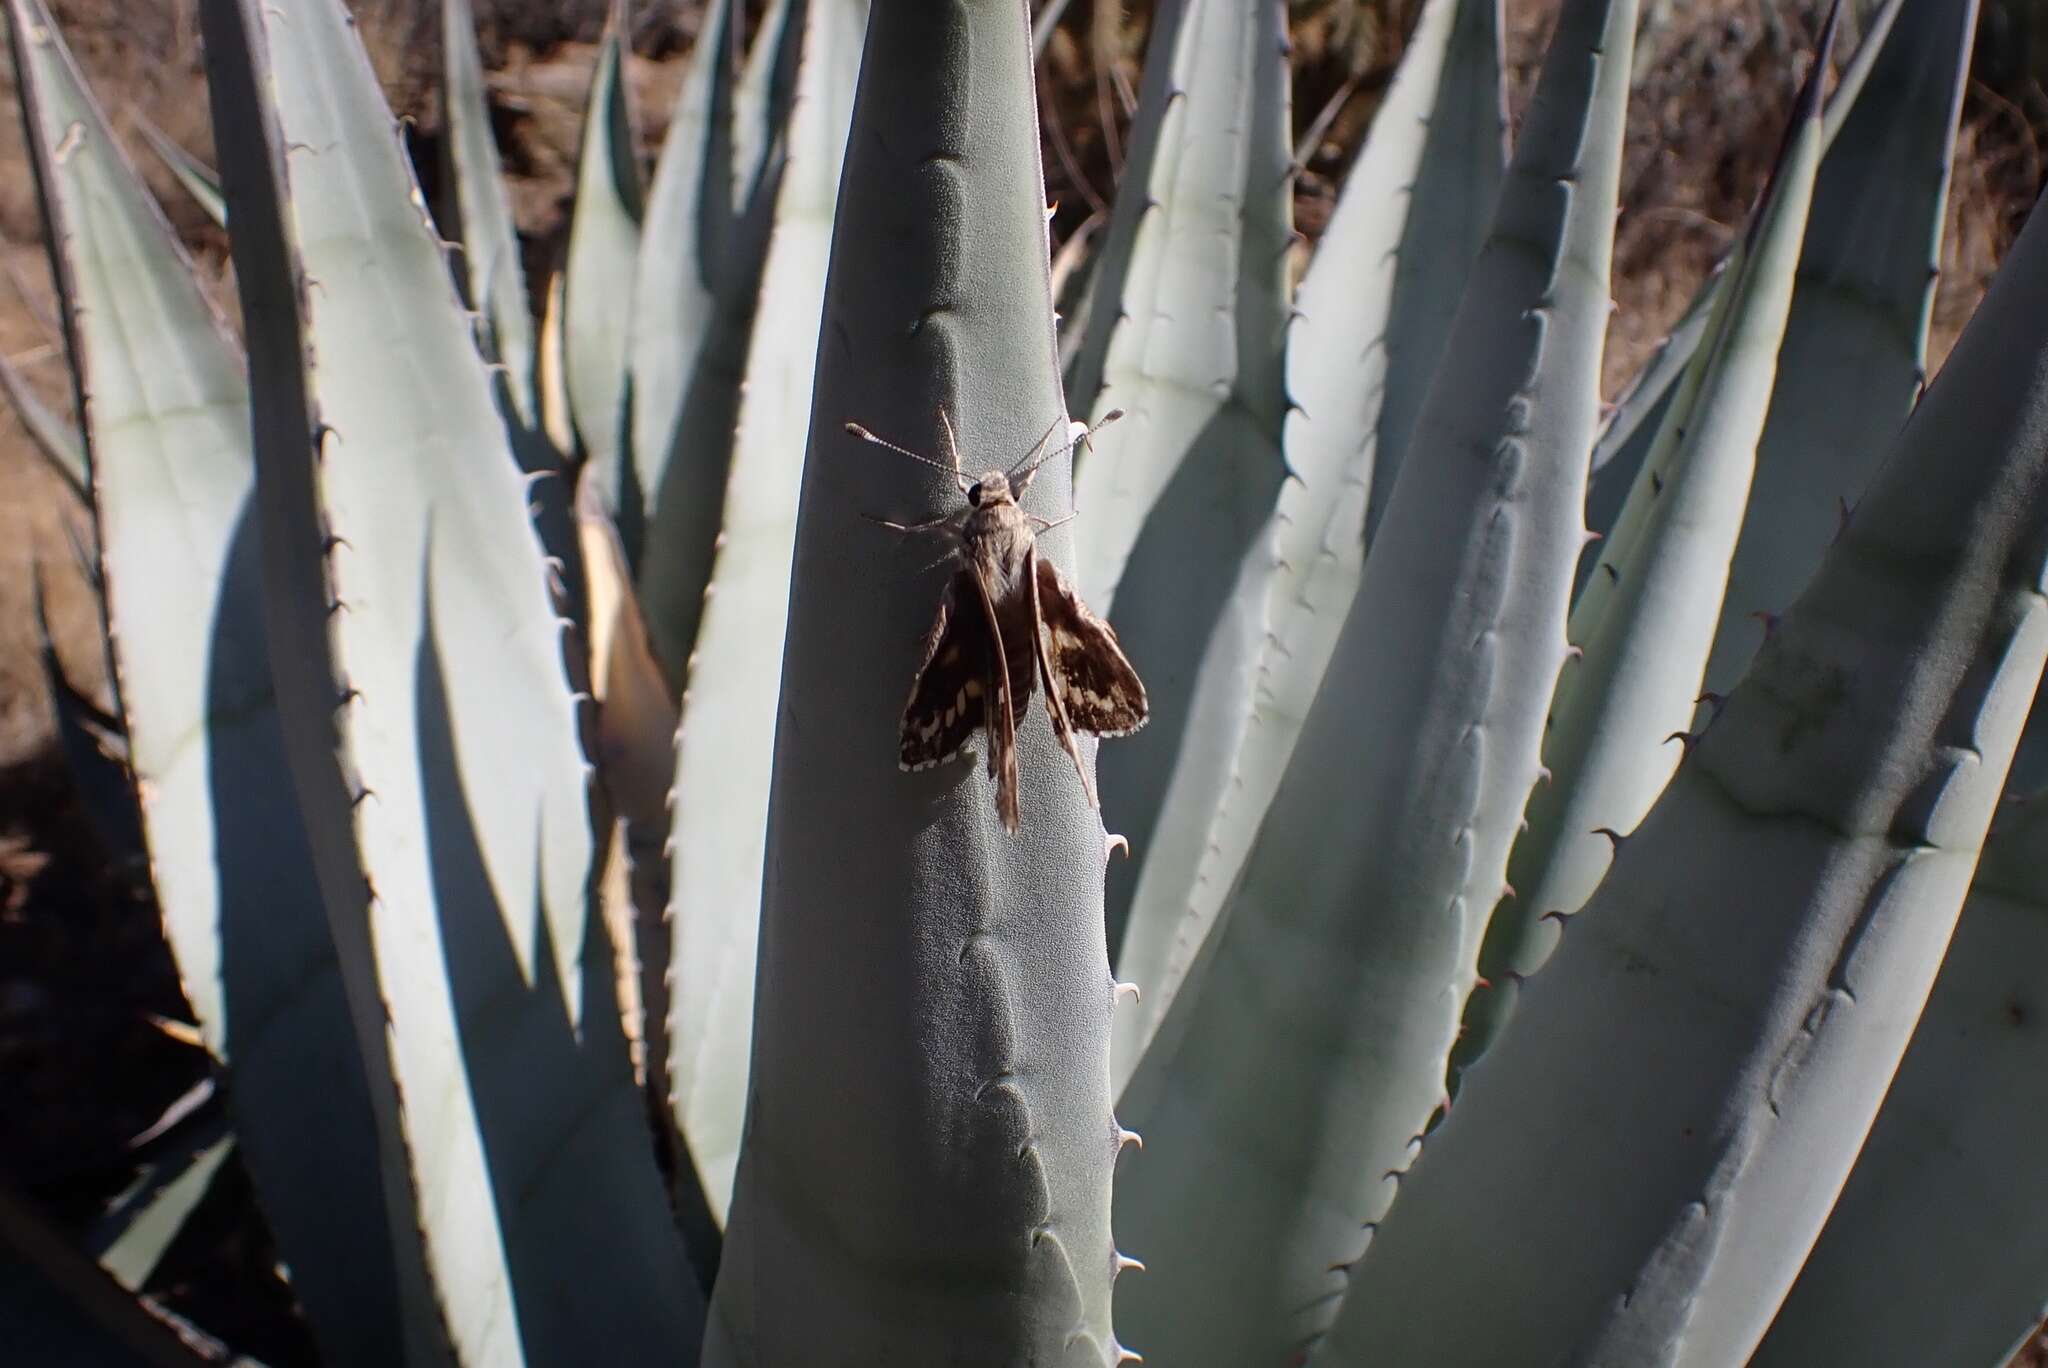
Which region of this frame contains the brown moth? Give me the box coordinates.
[846,408,1148,832]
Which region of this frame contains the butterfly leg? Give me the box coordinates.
[863,511,956,535]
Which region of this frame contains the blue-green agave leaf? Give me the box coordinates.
[662,0,858,1225]
[1319,180,2048,1368]
[92,1111,235,1295]
[32,576,144,867]
[1063,0,1293,1034]
[635,0,806,693]
[565,0,647,556]
[626,0,738,536]
[1460,11,1835,1075]
[7,2,436,1360]
[1751,782,2048,1366]
[1111,0,1506,1085]
[134,115,226,229]
[0,1187,215,1368]
[1581,0,1908,573]
[442,0,538,430]
[1291,0,1506,547]
[1696,0,1974,703]
[1575,271,1712,591]
[703,1,1124,1360]
[574,466,687,1173]
[0,345,88,503]
[197,0,702,1361]
[730,0,797,212]
[1109,0,1635,1361]
[1066,0,1292,613]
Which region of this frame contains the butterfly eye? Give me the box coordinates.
[967,484,982,507]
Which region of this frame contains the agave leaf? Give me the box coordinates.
[1031,0,1074,57]
[1064,0,1292,614]
[662,0,858,1224]
[704,0,1122,1359]
[730,0,797,210]
[1058,0,1174,430]
[565,0,647,556]
[1110,0,1634,1360]
[1751,784,2048,1367]
[1111,0,1506,1085]
[1581,0,1908,569]
[1573,269,1714,590]
[626,0,737,534]
[0,1186,214,1368]
[1291,0,1507,547]
[133,115,226,229]
[7,3,437,1360]
[198,0,702,1361]
[635,0,806,691]
[0,345,88,503]
[1696,0,1974,704]
[1049,211,1101,376]
[441,0,538,429]
[579,472,678,885]
[93,1120,235,1295]
[574,469,683,1154]
[1319,179,2048,1367]
[1061,0,1292,1012]
[1459,14,1834,1074]
[538,269,574,453]
[33,576,144,867]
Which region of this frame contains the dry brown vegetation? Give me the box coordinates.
[0,0,2042,1359]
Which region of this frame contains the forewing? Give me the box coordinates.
[1036,557,1148,736]
[965,557,1023,831]
[993,584,1037,732]
[1027,547,1101,811]
[900,569,992,771]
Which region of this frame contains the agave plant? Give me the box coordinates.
[3,0,2044,1364]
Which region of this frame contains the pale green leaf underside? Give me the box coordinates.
[1078,0,1295,1075]
[10,3,419,1359]
[1112,0,1506,1089]
[709,1,1121,1359]
[1112,0,1634,1362]
[565,20,647,555]
[1463,30,1830,1069]
[212,0,701,1360]
[1320,176,2048,1368]
[135,114,227,229]
[442,0,538,427]
[665,0,863,1226]
[1752,781,2048,1367]
[0,345,88,502]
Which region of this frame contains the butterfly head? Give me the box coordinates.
[966,471,1016,509]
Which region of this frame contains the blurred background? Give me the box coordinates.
[0,2,2041,1361]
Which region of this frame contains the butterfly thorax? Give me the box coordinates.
[961,473,1034,599]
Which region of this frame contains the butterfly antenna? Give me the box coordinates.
[936,407,971,487]
[843,421,964,480]
[1005,413,1070,479]
[1014,408,1124,486]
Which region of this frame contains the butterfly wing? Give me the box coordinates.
[899,569,993,771]
[1035,557,1148,737]
[993,574,1038,732]
[965,558,1023,832]
[1027,547,1100,811]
